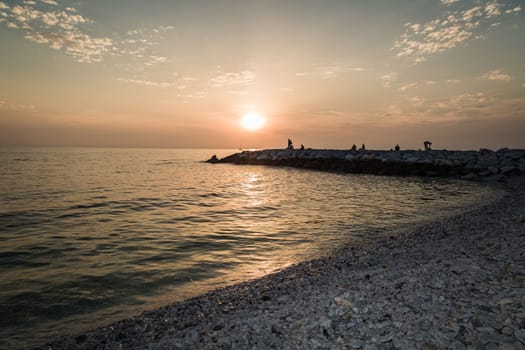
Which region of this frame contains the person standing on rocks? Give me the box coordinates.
[287,138,294,149]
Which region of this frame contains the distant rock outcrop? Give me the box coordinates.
[207,148,525,181]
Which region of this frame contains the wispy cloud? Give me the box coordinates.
[117,78,176,88]
[0,2,176,65]
[0,99,36,111]
[399,80,436,91]
[296,64,364,79]
[393,1,522,63]
[115,25,174,69]
[209,70,256,87]
[481,68,512,82]
[399,78,461,92]
[381,72,398,88]
[0,2,113,63]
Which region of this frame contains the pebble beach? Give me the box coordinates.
[41,175,525,350]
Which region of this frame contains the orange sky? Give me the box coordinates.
[1,0,524,150]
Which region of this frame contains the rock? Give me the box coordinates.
[502,326,514,336]
[462,173,478,181]
[334,296,354,308]
[501,166,518,175]
[319,316,333,331]
[206,155,219,163]
[488,166,499,174]
[349,339,364,349]
[515,329,525,343]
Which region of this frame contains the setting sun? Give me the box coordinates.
[240,113,266,131]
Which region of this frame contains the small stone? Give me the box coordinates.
[319,316,332,330]
[334,296,354,308]
[349,339,364,348]
[502,327,514,336]
[462,173,478,180]
[421,343,437,350]
[488,166,499,174]
[515,330,525,343]
[485,343,498,350]
[498,344,515,350]
[500,166,517,175]
[75,334,87,344]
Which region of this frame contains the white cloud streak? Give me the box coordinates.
[209,70,256,87]
[117,78,175,88]
[295,64,364,79]
[481,68,512,82]
[0,99,36,111]
[381,72,398,88]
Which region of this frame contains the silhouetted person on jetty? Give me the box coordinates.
[360,144,366,151]
[287,138,294,149]
[351,144,357,151]
[300,144,304,150]
[424,141,432,151]
[394,144,400,151]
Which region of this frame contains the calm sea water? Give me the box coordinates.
[0,148,501,349]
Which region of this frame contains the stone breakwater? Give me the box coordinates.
[208,148,525,181]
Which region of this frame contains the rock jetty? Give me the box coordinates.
[207,148,525,181]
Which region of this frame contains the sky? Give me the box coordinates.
[0,0,524,150]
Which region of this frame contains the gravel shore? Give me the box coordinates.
[43,177,525,350]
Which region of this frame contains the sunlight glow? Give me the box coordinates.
[240,112,266,131]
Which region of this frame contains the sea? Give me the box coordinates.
[0,147,502,349]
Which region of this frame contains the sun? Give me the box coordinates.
[240,112,266,131]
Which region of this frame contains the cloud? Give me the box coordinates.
[296,64,364,79]
[381,72,398,88]
[484,2,501,18]
[209,70,256,87]
[399,80,436,91]
[441,0,460,5]
[116,26,175,68]
[117,78,175,88]
[144,55,168,66]
[393,1,522,63]
[0,99,36,111]
[506,5,521,14]
[0,2,114,63]
[481,68,512,82]
[176,91,207,100]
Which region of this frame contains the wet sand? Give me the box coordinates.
[42,177,525,349]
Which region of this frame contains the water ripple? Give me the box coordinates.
[0,148,502,349]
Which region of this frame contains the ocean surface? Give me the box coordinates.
[0,147,502,349]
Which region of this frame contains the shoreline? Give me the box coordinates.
[41,176,525,349]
